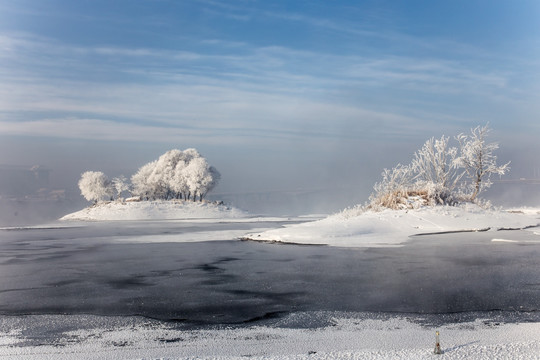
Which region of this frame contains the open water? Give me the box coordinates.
[1,220,539,328]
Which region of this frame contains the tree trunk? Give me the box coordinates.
[471,174,481,201]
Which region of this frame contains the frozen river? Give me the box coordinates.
[1,220,539,326]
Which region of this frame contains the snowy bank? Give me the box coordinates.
[1,314,539,359]
[60,200,247,221]
[243,204,540,247]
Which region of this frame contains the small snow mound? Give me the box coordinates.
[60,200,247,221]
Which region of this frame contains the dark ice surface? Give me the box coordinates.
[0,220,539,326]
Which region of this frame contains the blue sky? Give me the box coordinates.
[0,0,539,207]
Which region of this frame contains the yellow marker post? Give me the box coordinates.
[434,331,442,354]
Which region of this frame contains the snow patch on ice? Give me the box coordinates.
[492,238,540,244]
[492,238,519,243]
[112,227,277,243]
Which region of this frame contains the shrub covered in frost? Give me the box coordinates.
[368,125,510,210]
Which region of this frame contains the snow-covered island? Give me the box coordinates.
[244,126,540,247]
[62,148,250,221]
[77,148,221,204]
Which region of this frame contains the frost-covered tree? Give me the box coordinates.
[184,158,221,201]
[368,125,510,210]
[78,171,113,203]
[411,136,461,188]
[410,136,463,204]
[169,148,200,199]
[171,166,189,200]
[130,148,220,201]
[78,148,221,205]
[146,150,183,200]
[131,160,157,200]
[112,175,130,199]
[182,148,201,162]
[456,124,510,201]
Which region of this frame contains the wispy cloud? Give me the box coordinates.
[0,80,426,143]
[0,29,535,145]
[0,32,518,94]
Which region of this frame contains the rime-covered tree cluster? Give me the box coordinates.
[78,148,221,204]
[369,125,510,210]
[131,148,220,201]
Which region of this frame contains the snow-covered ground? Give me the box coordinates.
[4,203,540,358]
[243,204,540,247]
[60,200,248,221]
[1,313,539,359]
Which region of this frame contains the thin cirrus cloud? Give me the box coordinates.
[0,22,534,147]
[0,86,425,144]
[3,34,515,87]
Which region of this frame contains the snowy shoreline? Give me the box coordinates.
[59,201,540,248]
[243,204,540,247]
[59,200,248,221]
[5,204,540,359]
[1,312,539,359]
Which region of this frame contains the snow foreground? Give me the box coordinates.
[1,314,539,359]
[243,204,540,247]
[60,200,247,221]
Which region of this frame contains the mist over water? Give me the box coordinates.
[0,136,539,226]
[0,177,539,227]
[485,181,540,208]
[0,199,83,227]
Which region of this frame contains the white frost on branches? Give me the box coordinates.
[410,135,463,204]
[370,164,414,210]
[411,136,462,190]
[456,124,510,201]
[112,175,130,199]
[131,160,158,201]
[369,125,510,210]
[78,171,113,203]
[78,148,221,204]
[129,148,220,201]
[183,157,221,201]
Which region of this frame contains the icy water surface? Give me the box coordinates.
[0,220,539,326]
